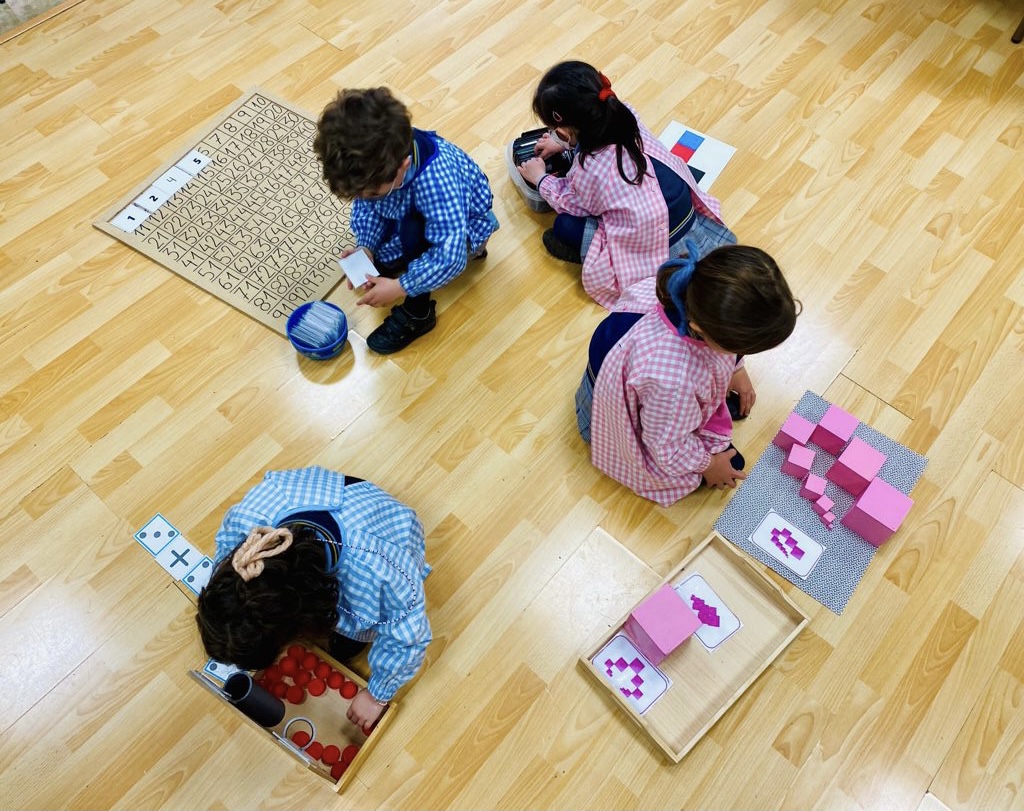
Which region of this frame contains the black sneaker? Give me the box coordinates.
[542,228,582,264]
[366,300,437,354]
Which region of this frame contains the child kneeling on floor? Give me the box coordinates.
[314,87,499,354]
[575,241,799,506]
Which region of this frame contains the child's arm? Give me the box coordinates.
[349,200,388,256]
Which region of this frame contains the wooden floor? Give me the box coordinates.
[2,0,1023,808]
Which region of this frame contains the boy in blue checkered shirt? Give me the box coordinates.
[196,467,431,731]
[314,87,499,354]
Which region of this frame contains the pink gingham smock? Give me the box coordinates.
[536,107,723,313]
[590,306,741,506]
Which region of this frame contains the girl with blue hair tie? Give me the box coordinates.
[575,242,799,506]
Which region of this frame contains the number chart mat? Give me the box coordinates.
[94,89,356,335]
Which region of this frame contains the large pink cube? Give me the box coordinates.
[841,477,914,547]
[623,584,701,665]
[827,437,886,496]
[812,494,834,516]
[782,444,815,478]
[800,473,827,500]
[773,412,815,453]
[811,404,859,455]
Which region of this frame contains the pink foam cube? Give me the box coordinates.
[800,473,827,500]
[841,477,914,547]
[773,412,815,453]
[820,511,836,529]
[811,404,859,455]
[623,584,701,665]
[811,494,834,516]
[827,437,886,496]
[781,444,815,478]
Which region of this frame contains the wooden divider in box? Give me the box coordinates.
[579,531,809,762]
[190,640,397,792]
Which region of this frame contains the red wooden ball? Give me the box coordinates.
[306,740,323,760]
[263,664,282,683]
[293,670,311,687]
[308,678,327,697]
[340,680,358,699]
[341,744,359,765]
[321,744,341,765]
[330,761,348,780]
[287,644,306,659]
[279,657,299,676]
[272,682,288,699]
[290,730,311,747]
[301,652,320,671]
[326,671,344,689]
[314,661,331,679]
[285,685,306,704]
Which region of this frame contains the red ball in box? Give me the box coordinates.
[285,685,306,704]
[279,657,299,676]
[306,740,323,760]
[287,644,306,659]
[321,744,341,765]
[314,662,331,679]
[272,682,288,699]
[326,671,344,689]
[341,744,359,765]
[340,680,358,699]
[290,730,311,747]
[293,670,311,687]
[301,653,320,671]
[308,678,327,696]
[330,761,348,780]
[263,664,282,683]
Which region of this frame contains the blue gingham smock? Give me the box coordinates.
[350,129,496,297]
[213,467,432,702]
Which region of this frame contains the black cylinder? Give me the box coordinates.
[223,672,286,727]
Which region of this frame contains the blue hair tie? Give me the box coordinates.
[666,238,700,336]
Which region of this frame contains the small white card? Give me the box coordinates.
[134,513,181,555]
[673,573,741,650]
[749,510,823,580]
[203,658,241,684]
[176,149,212,176]
[592,633,671,714]
[151,166,192,196]
[110,204,151,233]
[182,556,215,595]
[338,250,380,288]
[154,537,202,580]
[133,185,172,213]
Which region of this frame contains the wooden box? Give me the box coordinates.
[189,641,396,792]
[580,531,809,762]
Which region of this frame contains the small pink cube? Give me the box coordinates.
[811,404,859,455]
[827,437,886,496]
[812,494,834,516]
[782,444,815,478]
[800,473,827,501]
[820,511,836,528]
[841,477,914,547]
[623,584,701,665]
[773,412,815,453]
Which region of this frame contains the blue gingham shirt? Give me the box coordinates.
[351,129,496,297]
[213,467,432,702]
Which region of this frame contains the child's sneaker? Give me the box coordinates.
[542,228,582,264]
[366,300,437,354]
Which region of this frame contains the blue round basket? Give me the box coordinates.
[286,301,349,360]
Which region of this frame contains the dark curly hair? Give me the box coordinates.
[657,245,801,355]
[532,61,646,186]
[195,524,340,669]
[313,87,413,199]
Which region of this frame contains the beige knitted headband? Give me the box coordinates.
[231,526,294,582]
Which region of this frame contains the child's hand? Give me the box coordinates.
[517,156,547,186]
[534,132,565,160]
[729,367,756,417]
[356,276,405,308]
[703,449,748,490]
[346,688,386,732]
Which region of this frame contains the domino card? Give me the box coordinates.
[154,537,203,580]
[338,250,379,288]
[134,513,182,555]
[673,573,741,650]
[182,556,215,595]
[592,633,671,714]
[202,658,242,684]
[749,510,823,579]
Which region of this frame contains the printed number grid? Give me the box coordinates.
[98,90,355,334]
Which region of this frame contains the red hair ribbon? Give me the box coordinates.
[597,72,615,101]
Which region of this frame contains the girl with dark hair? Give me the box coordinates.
[517,61,736,313]
[196,467,431,731]
[575,242,800,506]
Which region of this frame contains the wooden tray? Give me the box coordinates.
[190,640,396,792]
[580,531,809,761]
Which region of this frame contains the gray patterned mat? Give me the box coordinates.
[714,391,928,614]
